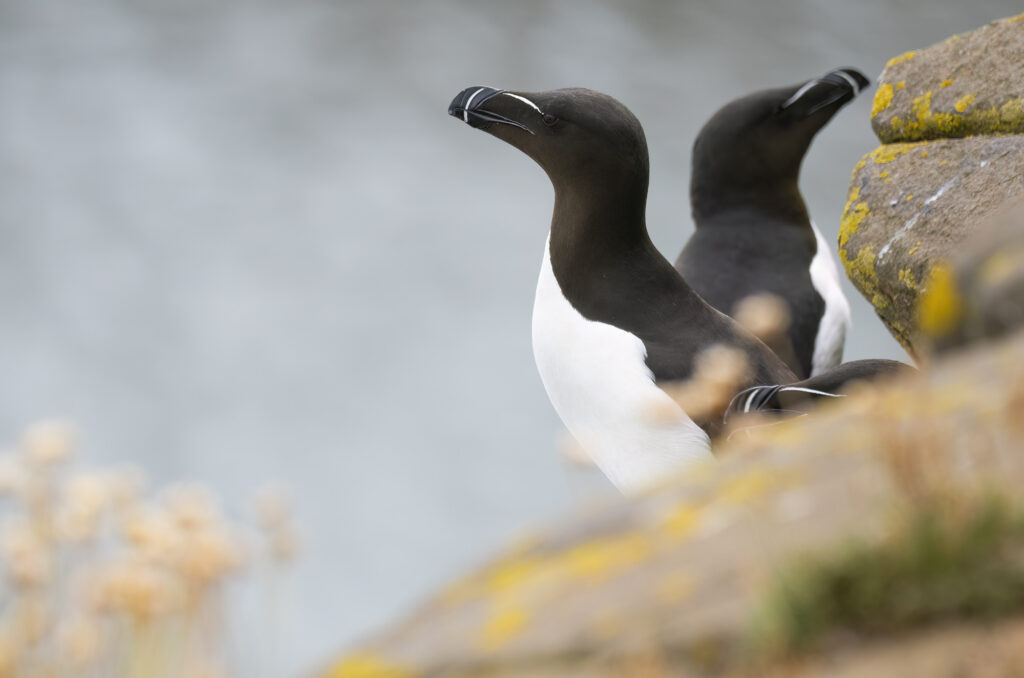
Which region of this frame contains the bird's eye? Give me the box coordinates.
[542,113,557,126]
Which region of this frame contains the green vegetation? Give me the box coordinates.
[753,495,1024,657]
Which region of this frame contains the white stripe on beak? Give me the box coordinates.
[463,87,487,123]
[500,92,544,115]
[833,70,861,94]
[780,80,820,109]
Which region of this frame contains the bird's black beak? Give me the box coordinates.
[778,67,871,116]
[448,86,534,134]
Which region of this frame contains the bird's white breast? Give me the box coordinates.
[531,237,711,493]
[809,222,852,375]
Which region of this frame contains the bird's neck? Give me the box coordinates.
[546,175,705,330]
[691,178,810,227]
[550,175,648,255]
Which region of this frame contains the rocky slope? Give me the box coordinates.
[321,326,1024,678]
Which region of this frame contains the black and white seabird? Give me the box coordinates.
[677,68,869,379]
[448,86,906,493]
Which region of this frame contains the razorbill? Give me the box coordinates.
[677,68,869,379]
[726,357,908,422]
[448,86,905,493]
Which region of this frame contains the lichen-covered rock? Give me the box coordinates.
[918,198,1024,354]
[321,330,1024,678]
[871,13,1024,143]
[839,135,1024,353]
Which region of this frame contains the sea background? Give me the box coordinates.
[0,1,1017,674]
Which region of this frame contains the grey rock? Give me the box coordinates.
[871,13,1024,143]
[839,135,1024,354]
[918,197,1024,355]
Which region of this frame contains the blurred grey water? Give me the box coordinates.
[0,0,1018,673]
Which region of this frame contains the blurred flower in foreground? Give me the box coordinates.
[733,292,791,343]
[253,486,301,563]
[0,420,298,678]
[657,343,751,422]
[21,419,76,467]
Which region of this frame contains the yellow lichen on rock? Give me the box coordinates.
[454,527,670,652]
[844,185,860,206]
[662,503,703,539]
[887,50,917,67]
[911,91,933,126]
[719,470,797,505]
[955,94,976,113]
[898,268,920,290]
[869,142,929,165]
[563,534,652,582]
[839,202,869,249]
[480,606,529,650]
[326,654,414,678]
[441,525,669,623]
[840,246,885,312]
[873,13,1024,144]
[883,94,1024,141]
[487,557,544,594]
[872,83,894,119]
[839,184,870,251]
[917,263,964,338]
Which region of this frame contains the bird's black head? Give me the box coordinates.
[448,86,649,194]
[691,68,870,219]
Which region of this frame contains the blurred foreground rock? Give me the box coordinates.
[918,197,1024,354]
[841,13,1024,354]
[322,329,1024,678]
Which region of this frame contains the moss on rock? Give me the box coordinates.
[754,495,1024,657]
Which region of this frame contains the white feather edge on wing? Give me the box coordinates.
[808,221,852,376]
